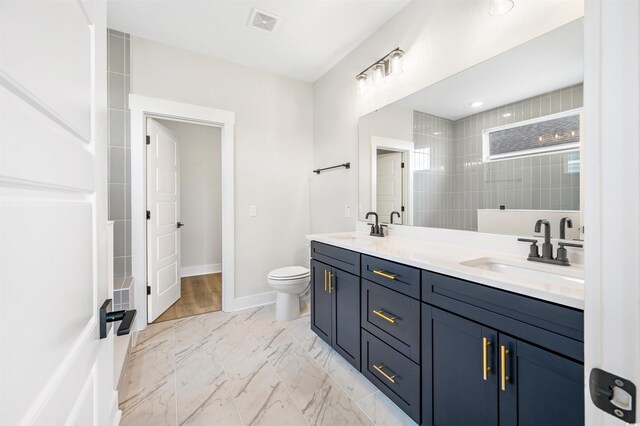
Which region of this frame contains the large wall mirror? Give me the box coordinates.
[358,19,584,239]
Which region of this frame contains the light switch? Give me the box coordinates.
[345,205,351,218]
[249,205,257,217]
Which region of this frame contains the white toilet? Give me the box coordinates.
[267,266,310,321]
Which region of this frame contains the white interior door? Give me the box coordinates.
[376,152,404,224]
[146,118,181,322]
[0,1,114,425]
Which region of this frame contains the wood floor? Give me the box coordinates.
[153,273,221,323]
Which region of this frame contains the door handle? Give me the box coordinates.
[482,337,492,381]
[177,222,185,228]
[372,309,397,324]
[328,272,334,293]
[501,345,510,391]
[373,363,397,383]
[99,299,137,339]
[373,269,396,280]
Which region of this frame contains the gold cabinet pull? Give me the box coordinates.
[373,269,396,280]
[482,337,492,381]
[501,345,510,391]
[328,272,333,293]
[373,364,396,383]
[372,309,397,324]
[324,270,328,292]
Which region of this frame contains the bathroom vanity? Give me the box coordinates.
[308,233,584,426]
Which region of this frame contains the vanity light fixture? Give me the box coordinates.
[355,47,404,94]
[356,74,369,94]
[372,62,385,86]
[470,101,483,108]
[489,0,514,16]
[389,49,405,75]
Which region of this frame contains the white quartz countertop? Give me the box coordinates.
[306,231,584,310]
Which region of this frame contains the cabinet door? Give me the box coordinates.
[310,260,332,345]
[332,268,361,369]
[423,305,498,426]
[498,335,584,426]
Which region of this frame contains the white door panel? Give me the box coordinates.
[147,119,181,322]
[0,87,95,191]
[1,0,93,140]
[0,1,112,425]
[376,152,403,224]
[157,233,177,261]
[157,201,177,226]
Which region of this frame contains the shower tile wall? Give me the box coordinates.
[108,29,131,278]
[413,84,583,231]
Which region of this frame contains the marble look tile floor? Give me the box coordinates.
[120,304,417,426]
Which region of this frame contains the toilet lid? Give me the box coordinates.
[268,266,310,280]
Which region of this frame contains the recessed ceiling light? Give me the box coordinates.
[502,112,512,117]
[489,0,514,16]
[470,101,483,108]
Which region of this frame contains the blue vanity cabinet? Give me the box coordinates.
[310,259,332,345]
[422,270,585,426]
[498,335,584,426]
[422,305,499,426]
[332,267,361,369]
[310,242,361,370]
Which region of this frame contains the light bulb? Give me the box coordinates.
[389,50,404,75]
[372,62,385,86]
[356,74,368,94]
[489,0,514,16]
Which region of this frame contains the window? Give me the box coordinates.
[482,109,582,162]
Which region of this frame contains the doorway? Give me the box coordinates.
[129,95,235,331]
[370,136,414,225]
[147,118,222,323]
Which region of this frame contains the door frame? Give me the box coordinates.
[130,95,235,330]
[370,136,414,225]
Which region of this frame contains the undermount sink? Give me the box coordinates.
[329,234,378,245]
[460,257,584,288]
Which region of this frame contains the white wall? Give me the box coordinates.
[131,37,313,299]
[312,0,584,233]
[159,119,222,275]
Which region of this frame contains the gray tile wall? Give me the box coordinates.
[413,84,583,231]
[108,29,131,278]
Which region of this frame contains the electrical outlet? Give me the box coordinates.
[345,205,351,218]
[249,205,257,217]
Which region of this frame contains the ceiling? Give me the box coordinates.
[107,0,411,83]
[396,19,584,120]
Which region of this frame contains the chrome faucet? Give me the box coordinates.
[518,218,583,266]
[559,217,573,240]
[365,211,385,237]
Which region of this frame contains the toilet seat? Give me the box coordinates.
[267,266,310,281]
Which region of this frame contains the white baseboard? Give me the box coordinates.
[233,291,276,311]
[181,263,221,277]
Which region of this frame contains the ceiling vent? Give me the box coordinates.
[248,8,281,33]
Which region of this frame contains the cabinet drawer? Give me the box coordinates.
[361,255,420,299]
[362,330,420,423]
[310,241,360,275]
[361,280,420,363]
[422,270,584,362]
